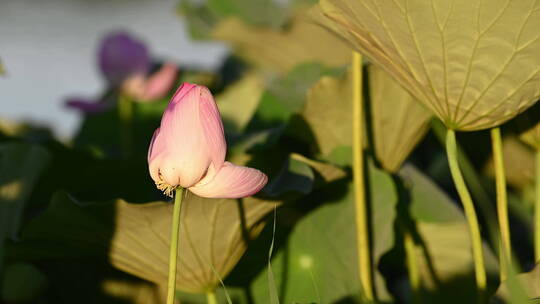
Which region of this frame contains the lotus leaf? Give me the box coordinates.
[319,0,540,131]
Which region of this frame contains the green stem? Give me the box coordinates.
[118,94,133,157]
[491,127,511,281]
[404,229,421,304]
[431,121,499,250]
[166,187,184,304]
[446,129,486,300]
[206,290,218,304]
[535,150,540,262]
[352,52,374,301]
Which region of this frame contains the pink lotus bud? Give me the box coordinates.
[148,83,268,198]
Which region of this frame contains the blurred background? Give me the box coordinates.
[0,0,227,138]
[3,1,540,303]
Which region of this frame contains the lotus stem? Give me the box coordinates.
[166,187,184,304]
[490,127,511,281]
[118,93,133,157]
[535,149,540,262]
[431,121,499,251]
[404,229,421,303]
[446,129,486,300]
[352,51,374,301]
[206,290,218,304]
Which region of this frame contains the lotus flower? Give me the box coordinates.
[148,83,268,198]
[66,32,178,113]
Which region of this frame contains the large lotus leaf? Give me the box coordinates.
[496,263,540,303]
[0,143,50,256]
[250,162,397,302]
[20,191,275,294]
[212,9,350,74]
[319,0,540,131]
[399,165,498,302]
[485,136,535,190]
[217,72,265,134]
[369,65,432,172]
[302,71,354,156]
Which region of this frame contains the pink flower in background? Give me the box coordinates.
[121,62,178,102]
[66,32,178,113]
[148,83,268,198]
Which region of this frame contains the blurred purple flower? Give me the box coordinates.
[98,32,150,86]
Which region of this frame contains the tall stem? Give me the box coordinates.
[166,187,184,304]
[431,121,499,251]
[446,129,486,300]
[206,291,218,304]
[535,149,540,262]
[352,52,373,301]
[118,94,133,157]
[491,127,511,281]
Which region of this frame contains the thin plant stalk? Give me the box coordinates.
[446,129,486,300]
[206,291,218,304]
[166,187,185,304]
[404,230,421,303]
[352,51,374,301]
[491,127,511,281]
[535,149,540,262]
[431,121,499,250]
[118,93,133,157]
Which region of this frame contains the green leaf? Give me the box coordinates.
[319,0,540,131]
[74,98,167,158]
[247,64,342,131]
[249,162,397,303]
[265,153,346,197]
[0,143,50,241]
[18,191,276,294]
[212,10,351,74]
[207,0,288,28]
[178,0,218,40]
[217,73,265,134]
[485,135,536,190]
[399,165,463,223]
[369,65,432,173]
[496,263,540,303]
[399,165,498,302]
[302,70,353,156]
[1,262,47,303]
